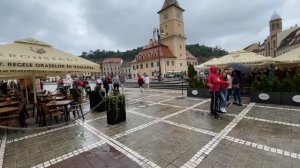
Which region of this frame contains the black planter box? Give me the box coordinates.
[187,87,210,98]
[281,92,300,106]
[106,97,126,125]
[89,91,106,112]
[251,91,281,104]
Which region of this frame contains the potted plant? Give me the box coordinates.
[106,90,126,125]
[280,75,300,106]
[187,77,210,98]
[89,87,106,112]
[251,76,281,104]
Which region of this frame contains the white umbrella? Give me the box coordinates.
[0,38,100,104]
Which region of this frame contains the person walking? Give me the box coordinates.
[208,66,223,119]
[120,75,125,91]
[137,75,144,93]
[108,75,113,94]
[112,75,120,91]
[143,74,150,92]
[103,76,109,96]
[232,71,242,106]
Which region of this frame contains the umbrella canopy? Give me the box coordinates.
[0,38,100,77]
[274,47,300,64]
[227,63,251,74]
[204,50,271,67]
[195,58,218,70]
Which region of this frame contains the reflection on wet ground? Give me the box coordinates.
[1,88,300,168]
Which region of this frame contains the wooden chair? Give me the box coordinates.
[69,97,84,120]
[40,104,65,125]
[0,99,27,127]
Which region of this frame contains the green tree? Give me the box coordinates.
[188,64,197,78]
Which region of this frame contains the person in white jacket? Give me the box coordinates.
[143,74,150,92]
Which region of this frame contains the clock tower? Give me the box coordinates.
[158,0,187,71]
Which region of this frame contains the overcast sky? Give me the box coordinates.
[0,0,299,55]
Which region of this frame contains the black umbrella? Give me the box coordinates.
[227,63,251,74]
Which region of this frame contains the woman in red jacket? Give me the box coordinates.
[219,70,229,113]
[208,66,228,119]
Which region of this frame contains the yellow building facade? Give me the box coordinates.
[131,0,188,79]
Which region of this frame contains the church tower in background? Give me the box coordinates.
[158,0,187,71]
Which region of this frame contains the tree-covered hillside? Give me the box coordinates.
[186,44,228,57]
[80,44,228,62]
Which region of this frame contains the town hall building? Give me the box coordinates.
[131,0,196,79]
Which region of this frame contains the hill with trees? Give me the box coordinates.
[79,44,228,62]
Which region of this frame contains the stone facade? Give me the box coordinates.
[102,58,123,76]
[131,0,191,79]
[245,12,299,58]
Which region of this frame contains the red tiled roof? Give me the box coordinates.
[133,44,176,63]
[102,58,123,64]
[186,51,197,59]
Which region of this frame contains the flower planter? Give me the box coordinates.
[251,91,281,104]
[281,92,300,106]
[89,91,106,112]
[187,87,210,98]
[106,97,126,125]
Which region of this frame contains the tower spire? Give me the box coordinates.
[158,0,184,13]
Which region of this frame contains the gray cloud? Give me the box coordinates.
[0,0,299,55]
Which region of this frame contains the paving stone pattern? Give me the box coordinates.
[1,88,300,168]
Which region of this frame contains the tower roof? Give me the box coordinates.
[270,12,281,21]
[158,0,184,13]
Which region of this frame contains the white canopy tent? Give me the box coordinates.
[200,50,272,68]
[0,38,100,104]
[274,47,300,64]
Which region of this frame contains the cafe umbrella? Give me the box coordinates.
[0,38,100,104]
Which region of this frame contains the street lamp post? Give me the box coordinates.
[153,27,164,82]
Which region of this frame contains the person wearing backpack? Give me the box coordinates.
[232,71,242,106]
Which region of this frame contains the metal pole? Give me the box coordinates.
[182,80,183,95]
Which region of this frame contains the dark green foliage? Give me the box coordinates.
[252,75,300,92]
[188,65,197,78]
[186,44,228,57]
[188,77,207,88]
[80,44,228,62]
[80,48,143,62]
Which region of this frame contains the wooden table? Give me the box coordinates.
[54,96,66,101]
[0,107,19,115]
[46,100,74,122]
[0,101,19,108]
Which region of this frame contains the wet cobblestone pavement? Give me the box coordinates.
[1,88,300,168]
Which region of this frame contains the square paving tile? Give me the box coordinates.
[126,99,153,109]
[228,119,300,154]
[197,139,298,168]
[116,122,213,167]
[194,101,246,115]
[168,109,235,133]
[163,97,202,107]
[86,112,154,137]
[49,143,141,168]
[137,95,173,103]
[4,125,101,168]
[247,106,300,124]
[132,104,183,118]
